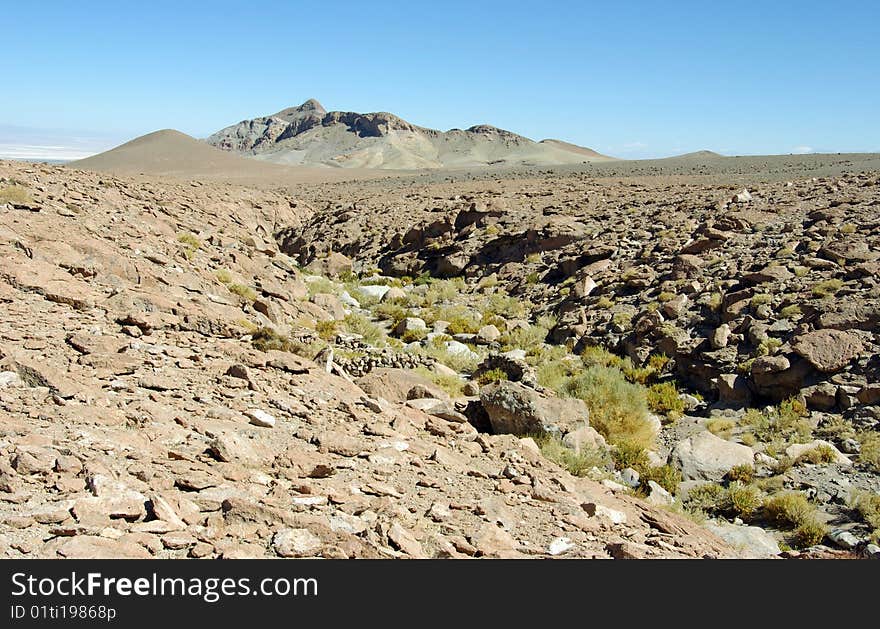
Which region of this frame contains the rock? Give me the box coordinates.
[273,528,322,558]
[381,286,407,303]
[620,468,640,488]
[791,329,864,373]
[393,317,427,336]
[828,529,860,550]
[548,537,575,556]
[716,374,753,408]
[357,368,448,403]
[473,352,538,386]
[480,380,589,437]
[561,425,607,453]
[645,480,674,506]
[387,521,426,558]
[444,340,479,361]
[244,408,276,428]
[476,324,501,344]
[670,431,754,481]
[733,189,752,203]
[0,371,22,388]
[710,324,731,350]
[582,502,627,525]
[705,522,780,558]
[55,536,151,559]
[306,252,352,278]
[209,431,267,466]
[357,284,390,300]
[785,440,851,466]
[574,276,597,299]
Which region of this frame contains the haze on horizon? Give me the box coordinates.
[2,0,878,161]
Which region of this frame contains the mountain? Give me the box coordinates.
[206,99,615,169]
[68,129,382,183]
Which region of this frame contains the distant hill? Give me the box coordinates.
[206,99,615,169]
[68,129,382,183]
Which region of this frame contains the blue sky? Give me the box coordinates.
[2,1,878,160]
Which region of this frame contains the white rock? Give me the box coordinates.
[357,285,390,300]
[0,371,21,388]
[244,408,276,428]
[785,440,851,466]
[338,290,360,308]
[706,522,781,558]
[273,528,322,558]
[671,430,754,481]
[548,537,575,556]
[645,480,675,506]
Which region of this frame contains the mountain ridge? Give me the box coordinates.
[206,99,615,169]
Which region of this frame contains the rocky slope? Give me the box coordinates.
[278,168,880,557]
[0,160,738,559]
[206,99,613,170]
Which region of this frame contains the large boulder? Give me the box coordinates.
[670,431,754,481]
[791,329,864,373]
[479,380,589,437]
[305,252,352,278]
[705,523,781,558]
[356,368,449,403]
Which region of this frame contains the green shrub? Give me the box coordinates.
[373,302,410,327]
[858,431,880,471]
[228,283,257,302]
[535,434,610,476]
[315,320,339,341]
[215,269,234,284]
[811,278,843,298]
[763,492,814,528]
[750,293,773,307]
[307,277,340,297]
[726,464,755,484]
[707,417,737,438]
[342,313,386,346]
[0,184,34,205]
[793,519,828,548]
[412,366,466,397]
[639,464,682,495]
[176,231,202,259]
[476,368,508,385]
[647,382,685,421]
[562,366,655,449]
[850,491,880,542]
[795,443,837,465]
[401,328,428,343]
[611,442,650,470]
[725,482,763,519]
[779,304,802,320]
[684,483,726,514]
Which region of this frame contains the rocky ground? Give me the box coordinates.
[0,158,878,559]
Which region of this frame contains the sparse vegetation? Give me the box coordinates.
[811,278,844,298]
[562,367,656,449]
[763,491,827,548]
[476,368,508,385]
[794,443,837,465]
[535,434,611,476]
[707,417,736,438]
[227,283,257,302]
[779,304,802,319]
[0,184,34,205]
[646,381,685,421]
[176,231,202,259]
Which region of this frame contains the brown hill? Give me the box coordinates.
[70,129,385,183]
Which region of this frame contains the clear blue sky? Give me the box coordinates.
[2,0,878,159]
